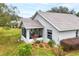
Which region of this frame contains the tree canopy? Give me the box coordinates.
[47,6,76,14]
[76,12,79,17]
[0,3,20,27]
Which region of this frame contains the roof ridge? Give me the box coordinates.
[38,11,77,16]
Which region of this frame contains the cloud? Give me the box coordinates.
[18,10,35,18]
[7,3,79,18]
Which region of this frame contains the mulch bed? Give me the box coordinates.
[60,37,79,51]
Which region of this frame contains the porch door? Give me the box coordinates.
[47,29,52,40]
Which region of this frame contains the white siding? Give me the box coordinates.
[26,29,30,39]
[33,14,59,44]
[78,30,79,36]
[59,30,76,41]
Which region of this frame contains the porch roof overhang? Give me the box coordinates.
[22,18,44,29]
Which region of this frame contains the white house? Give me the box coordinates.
[21,11,79,44]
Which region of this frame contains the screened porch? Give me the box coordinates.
[22,27,43,40]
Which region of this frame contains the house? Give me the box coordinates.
[21,11,79,44]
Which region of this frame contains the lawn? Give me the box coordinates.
[0,27,21,56]
[32,44,55,56]
[65,50,79,56]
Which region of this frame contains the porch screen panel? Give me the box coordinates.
[22,27,26,38]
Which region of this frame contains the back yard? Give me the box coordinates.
[0,27,79,56]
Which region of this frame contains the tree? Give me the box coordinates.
[69,9,75,14]
[76,12,79,17]
[0,3,11,26]
[9,5,20,21]
[48,7,58,12]
[47,6,75,14]
[0,3,20,27]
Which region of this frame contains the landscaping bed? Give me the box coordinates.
[60,37,79,51]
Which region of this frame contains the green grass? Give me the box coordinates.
[32,46,55,56]
[36,48,55,56]
[0,27,21,56]
[66,50,79,56]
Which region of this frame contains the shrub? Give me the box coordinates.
[35,40,41,44]
[39,43,44,47]
[48,40,55,47]
[3,27,10,30]
[18,43,32,56]
[52,46,66,56]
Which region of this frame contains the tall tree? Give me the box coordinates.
[8,5,20,21]
[0,3,20,27]
[47,6,75,14]
[0,3,10,26]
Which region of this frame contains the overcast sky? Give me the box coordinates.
[7,3,79,18]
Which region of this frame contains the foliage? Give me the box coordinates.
[0,27,21,44]
[18,43,32,56]
[3,27,10,30]
[47,6,76,14]
[66,50,79,56]
[32,46,55,56]
[34,39,43,44]
[76,12,79,17]
[48,40,55,47]
[37,48,55,56]
[0,27,21,55]
[52,45,66,56]
[0,3,20,27]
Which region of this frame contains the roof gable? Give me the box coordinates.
[22,18,43,29]
[37,12,79,31]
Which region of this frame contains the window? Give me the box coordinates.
[76,30,78,37]
[22,27,26,38]
[47,30,52,40]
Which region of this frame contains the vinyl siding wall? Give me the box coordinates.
[59,30,76,41]
[33,14,60,44]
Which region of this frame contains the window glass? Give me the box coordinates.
[47,29,52,40]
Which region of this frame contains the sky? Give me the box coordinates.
[7,3,79,18]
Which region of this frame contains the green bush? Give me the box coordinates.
[3,27,10,30]
[18,43,32,56]
[48,40,55,47]
[35,40,41,44]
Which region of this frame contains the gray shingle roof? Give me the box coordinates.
[22,18,43,29]
[38,12,79,31]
